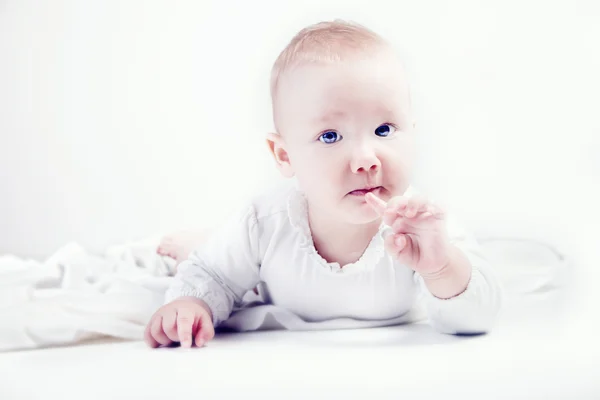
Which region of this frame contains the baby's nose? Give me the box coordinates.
[350,147,381,174]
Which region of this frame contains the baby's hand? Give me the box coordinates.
[365,192,451,277]
[144,297,215,349]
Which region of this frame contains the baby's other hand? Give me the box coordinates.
[144,297,215,349]
[365,192,451,276]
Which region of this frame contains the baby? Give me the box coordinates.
[145,20,502,348]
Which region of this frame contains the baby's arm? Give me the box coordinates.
[166,205,261,326]
[146,205,261,347]
[365,192,501,335]
[415,215,502,335]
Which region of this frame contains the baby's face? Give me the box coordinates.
[275,49,415,225]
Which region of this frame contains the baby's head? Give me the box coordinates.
[267,20,416,225]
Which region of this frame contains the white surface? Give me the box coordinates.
[0,0,598,260]
[1,303,598,400]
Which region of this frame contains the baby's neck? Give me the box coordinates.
[308,209,381,268]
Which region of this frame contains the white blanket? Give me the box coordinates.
[0,236,568,352]
[0,239,175,351]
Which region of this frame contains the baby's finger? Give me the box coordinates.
[428,203,445,219]
[412,203,445,221]
[417,211,434,221]
[365,192,387,216]
[150,315,172,346]
[405,196,429,218]
[386,196,409,213]
[194,310,215,348]
[384,232,399,254]
[395,234,417,266]
[384,232,407,255]
[144,316,160,348]
[176,308,196,348]
[162,311,179,343]
[391,216,409,234]
[394,234,407,251]
[383,196,409,225]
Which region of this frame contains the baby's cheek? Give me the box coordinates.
[303,154,338,178]
[383,152,413,195]
[294,158,330,190]
[395,155,414,179]
[400,135,417,167]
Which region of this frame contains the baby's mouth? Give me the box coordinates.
[348,186,382,196]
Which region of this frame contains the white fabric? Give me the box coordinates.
[166,182,501,335]
[477,237,570,295]
[0,240,174,352]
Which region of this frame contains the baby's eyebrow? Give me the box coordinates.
[376,104,404,118]
[379,106,410,124]
[315,110,347,124]
[312,105,407,126]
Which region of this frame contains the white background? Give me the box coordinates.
[1,3,600,398]
[1,0,598,264]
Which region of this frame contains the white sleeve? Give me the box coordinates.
[164,205,261,327]
[414,214,503,335]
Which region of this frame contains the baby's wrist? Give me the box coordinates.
[179,296,214,321]
[421,246,472,299]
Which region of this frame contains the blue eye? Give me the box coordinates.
[375,124,396,137]
[318,131,342,144]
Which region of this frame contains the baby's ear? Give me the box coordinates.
[266,133,295,178]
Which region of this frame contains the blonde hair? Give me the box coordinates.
[270,20,389,126]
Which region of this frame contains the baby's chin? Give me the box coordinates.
[338,200,383,225]
[346,213,382,226]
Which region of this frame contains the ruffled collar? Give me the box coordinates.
[286,188,389,275]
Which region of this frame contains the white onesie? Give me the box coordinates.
[165,181,502,334]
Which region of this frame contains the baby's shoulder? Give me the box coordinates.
[247,180,296,223]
